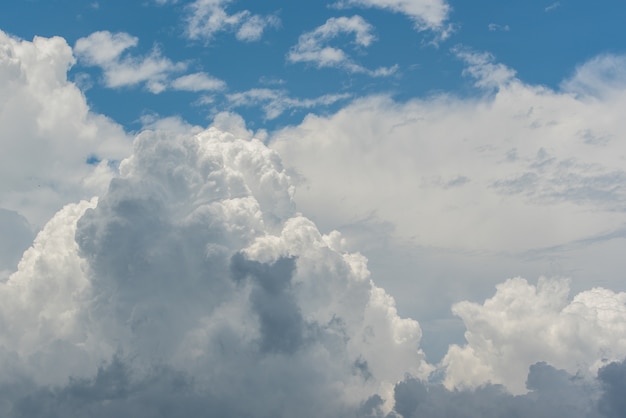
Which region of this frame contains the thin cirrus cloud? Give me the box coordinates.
[185,0,280,43]
[287,15,398,76]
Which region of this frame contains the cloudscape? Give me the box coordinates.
[1,1,626,416]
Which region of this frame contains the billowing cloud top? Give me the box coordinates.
[0,126,431,416]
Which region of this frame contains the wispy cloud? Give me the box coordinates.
[75,31,227,94]
[185,0,279,43]
[74,31,187,93]
[171,72,226,92]
[287,16,397,76]
[545,1,560,12]
[226,88,351,119]
[333,0,450,34]
[488,23,510,32]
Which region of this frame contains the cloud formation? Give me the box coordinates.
[288,16,397,76]
[0,30,130,227]
[0,125,433,415]
[442,277,626,393]
[185,0,279,43]
[4,27,626,418]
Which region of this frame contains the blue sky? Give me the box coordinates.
[3,0,625,131]
[3,1,626,416]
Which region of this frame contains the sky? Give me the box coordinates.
[2,0,626,416]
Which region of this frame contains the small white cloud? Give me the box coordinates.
[236,14,280,42]
[287,16,397,76]
[226,88,351,119]
[488,23,510,32]
[75,31,187,92]
[334,0,450,34]
[545,1,560,12]
[171,72,226,92]
[185,0,279,43]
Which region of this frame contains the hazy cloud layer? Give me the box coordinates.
[271,52,626,256]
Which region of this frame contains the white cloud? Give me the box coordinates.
[561,54,626,98]
[74,31,187,93]
[271,52,626,256]
[442,277,626,394]
[185,0,279,43]
[0,30,131,228]
[488,23,510,32]
[269,51,626,336]
[334,0,450,34]
[226,88,351,119]
[0,126,431,415]
[287,16,397,76]
[454,47,516,89]
[171,72,226,91]
[545,2,560,12]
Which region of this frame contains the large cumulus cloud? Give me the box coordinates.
[0,127,431,416]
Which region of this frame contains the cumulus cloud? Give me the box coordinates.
[0,30,130,227]
[0,126,433,415]
[287,16,397,76]
[333,0,451,35]
[185,0,279,43]
[441,277,626,393]
[226,88,351,119]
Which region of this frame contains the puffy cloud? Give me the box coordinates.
[226,88,351,119]
[287,16,398,76]
[74,31,188,93]
[441,277,626,393]
[0,126,431,415]
[185,0,279,43]
[0,30,130,227]
[333,0,450,35]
